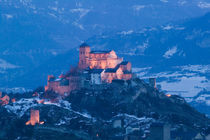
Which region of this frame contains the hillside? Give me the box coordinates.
[5,13,210,117]
[1,78,209,139]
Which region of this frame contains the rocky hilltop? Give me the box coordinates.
[0,78,209,140]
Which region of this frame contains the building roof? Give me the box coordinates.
[120,61,129,65]
[90,50,112,54]
[90,69,104,74]
[112,79,125,84]
[105,68,118,73]
[59,79,69,86]
[123,70,132,74]
[150,122,169,127]
[80,42,89,48]
[48,77,56,82]
[104,64,121,73]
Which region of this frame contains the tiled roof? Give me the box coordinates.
[48,77,56,82]
[90,69,104,74]
[80,42,89,48]
[112,79,125,84]
[123,70,132,74]
[104,64,121,73]
[60,79,69,86]
[120,61,129,65]
[104,68,117,73]
[150,122,165,127]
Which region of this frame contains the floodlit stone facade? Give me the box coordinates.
[78,43,123,69]
[26,109,44,126]
[0,94,10,105]
[45,43,133,95]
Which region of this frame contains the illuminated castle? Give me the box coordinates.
[45,43,132,96]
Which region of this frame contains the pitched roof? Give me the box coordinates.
[104,68,117,73]
[90,50,112,54]
[151,122,165,127]
[120,61,129,65]
[80,42,89,48]
[123,70,132,74]
[90,69,104,74]
[104,63,121,73]
[59,79,69,86]
[112,79,125,84]
[48,77,56,82]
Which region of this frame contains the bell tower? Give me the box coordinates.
[78,43,90,69]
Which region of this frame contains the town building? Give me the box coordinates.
[146,123,171,140]
[149,78,156,88]
[45,43,133,96]
[0,94,10,106]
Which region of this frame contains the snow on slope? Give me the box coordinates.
[5,97,73,117]
[198,2,210,9]
[5,97,93,119]
[159,76,208,97]
[112,114,154,138]
[193,94,210,105]
[5,98,39,117]
[134,65,210,98]
[0,87,32,93]
[163,46,178,59]
[0,59,19,69]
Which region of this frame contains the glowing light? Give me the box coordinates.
[32,92,39,97]
[37,99,44,104]
[26,110,43,126]
[12,98,16,103]
[166,94,171,97]
[0,95,10,105]
[25,121,30,125]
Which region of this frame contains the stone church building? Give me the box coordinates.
[45,43,132,96]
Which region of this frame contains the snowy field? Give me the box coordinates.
[133,65,210,98]
[134,65,210,115]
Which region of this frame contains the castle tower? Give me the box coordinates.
[30,109,40,126]
[78,43,90,69]
[26,109,40,126]
[149,78,156,88]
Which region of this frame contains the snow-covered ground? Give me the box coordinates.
[5,98,39,117]
[0,59,19,69]
[0,87,32,93]
[191,94,210,106]
[4,97,94,120]
[134,64,210,98]
[134,65,210,115]
[111,114,154,137]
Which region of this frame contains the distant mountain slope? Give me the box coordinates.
[86,12,210,68]
[0,0,210,88]
[186,90,210,116]
[1,12,208,89]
